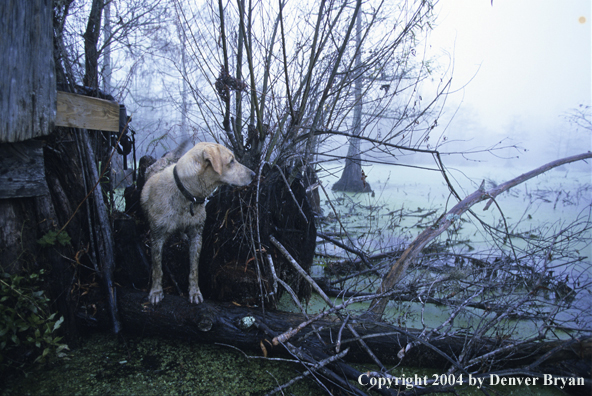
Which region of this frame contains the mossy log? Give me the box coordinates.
[114,288,590,371]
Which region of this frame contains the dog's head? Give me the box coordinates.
[178,142,255,189]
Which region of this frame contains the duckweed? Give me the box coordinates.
[1,332,321,395]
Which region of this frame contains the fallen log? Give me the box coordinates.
[113,288,590,371]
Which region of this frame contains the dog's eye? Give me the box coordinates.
[229,158,235,165]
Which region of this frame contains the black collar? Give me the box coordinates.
[173,165,206,216]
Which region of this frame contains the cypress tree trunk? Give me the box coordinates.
[332,8,371,194]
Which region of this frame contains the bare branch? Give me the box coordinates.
[369,152,592,317]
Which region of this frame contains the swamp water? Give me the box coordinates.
[312,162,592,332]
[2,163,589,395]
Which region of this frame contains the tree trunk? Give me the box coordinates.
[112,288,591,370]
[102,0,111,94]
[83,0,104,89]
[333,9,371,194]
[332,142,372,193]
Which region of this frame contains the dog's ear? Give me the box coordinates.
[202,146,223,175]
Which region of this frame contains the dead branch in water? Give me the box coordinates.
[369,152,592,317]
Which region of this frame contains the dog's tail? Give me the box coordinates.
[145,138,193,180]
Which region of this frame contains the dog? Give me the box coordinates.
[141,142,255,304]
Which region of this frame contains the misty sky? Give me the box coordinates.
[427,0,591,159]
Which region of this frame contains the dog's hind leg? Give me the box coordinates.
[149,234,166,304]
[188,229,204,304]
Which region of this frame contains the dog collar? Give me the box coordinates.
[173,165,206,216]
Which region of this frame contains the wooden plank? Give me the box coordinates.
[56,91,120,132]
[1,0,55,143]
[0,140,49,199]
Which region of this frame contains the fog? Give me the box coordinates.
[109,0,591,173]
[425,0,591,168]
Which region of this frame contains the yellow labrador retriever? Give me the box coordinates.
[141,142,255,304]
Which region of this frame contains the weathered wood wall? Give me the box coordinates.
[0,0,55,142]
[0,141,49,199]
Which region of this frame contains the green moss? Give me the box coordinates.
[3,332,569,396]
[1,333,323,396]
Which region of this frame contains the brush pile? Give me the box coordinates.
[198,165,316,307]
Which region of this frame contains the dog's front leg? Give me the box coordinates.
[149,235,166,304]
[188,230,204,304]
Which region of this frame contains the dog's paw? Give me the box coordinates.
[189,289,204,304]
[149,288,164,304]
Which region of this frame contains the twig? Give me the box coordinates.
[483,152,592,210]
[318,181,374,270]
[265,348,350,396]
[327,260,395,285]
[341,326,469,376]
[275,267,326,346]
[255,319,368,396]
[271,288,399,346]
[74,134,100,275]
[485,195,519,265]
[78,130,121,334]
[270,235,386,371]
[336,314,349,353]
[399,288,485,360]
[274,164,308,223]
[462,335,544,371]
[525,337,582,371]
[317,232,375,272]
[215,342,312,365]
[267,254,278,295]
[456,237,557,368]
